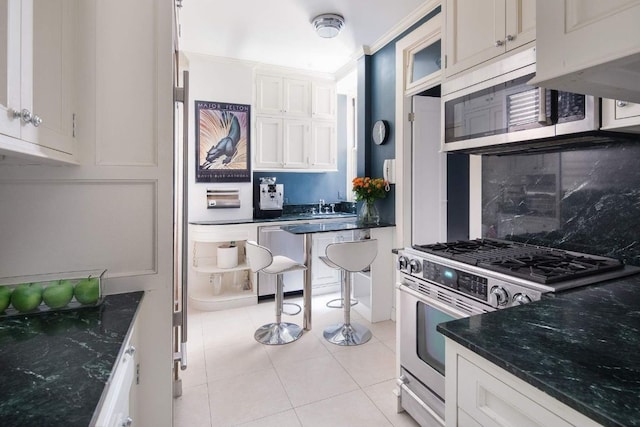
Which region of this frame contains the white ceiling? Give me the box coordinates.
[177,0,432,75]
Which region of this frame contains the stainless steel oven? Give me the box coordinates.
[397,273,488,426]
[396,239,640,426]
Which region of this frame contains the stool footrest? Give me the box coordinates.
[323,322,372,346]
[282,302,302,316]
[326,298,358,309]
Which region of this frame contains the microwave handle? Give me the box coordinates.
[537,87,550,125]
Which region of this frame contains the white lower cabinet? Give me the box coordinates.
[94,325,138,427]
[445,339,600,427]
[311,230,354,292]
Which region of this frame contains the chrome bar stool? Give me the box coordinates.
[322,262,359,309]
[245,241,306,345]
[320,239,378,346]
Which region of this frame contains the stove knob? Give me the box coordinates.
[397,256,409,271]
[409,259,422,274]
[490,286,509,307]
[513,293,532,305]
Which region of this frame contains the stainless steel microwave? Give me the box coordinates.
[441,48,599,154]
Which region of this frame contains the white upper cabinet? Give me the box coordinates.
[0,0,76,163]
[256,74,310,117]
[309,121,336,170]
[311,81,336,120]
[0,0,22,140]
[601,99,640,133]
[254,70,336,172]
[444,0,535,78]
[531,0,640,103]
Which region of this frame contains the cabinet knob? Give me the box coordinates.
[121,416,133,427]
[494,39,505,47]
[31,114,43,127]
[617,100,629,108]
[125,345,136,356]
[506,34,515,42]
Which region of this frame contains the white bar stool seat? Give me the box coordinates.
[246,241,306,345]
[321,239,378,346]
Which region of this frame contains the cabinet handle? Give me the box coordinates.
[494,39,505,47]
[11,109,43,127]
[617,100,629,108]
[125,345,136,356]
[506,34,515,42]
[121,416,133,427]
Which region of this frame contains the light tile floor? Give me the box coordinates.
[173,292,420,427]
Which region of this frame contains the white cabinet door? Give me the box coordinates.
[282,119,309,168]
[31,0,76,155]
[256,75,283,115]
[445,0,505,77]
[283,78,310,117]
[444,0,535,78]
[256,75,310,118]
[255,116,283,169]
[532,0,640,103]
[309,121,336,170]
[0,0,22,139]
[312,81,335,120]
[505,0,536,52]
[601,99,640,132]
[0,0,76,162]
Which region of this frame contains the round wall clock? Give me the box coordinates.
[372,120,389,145]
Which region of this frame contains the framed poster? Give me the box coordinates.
[195,100,251,182]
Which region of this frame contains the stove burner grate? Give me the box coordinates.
[412,238,624,284]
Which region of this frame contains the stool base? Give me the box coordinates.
[254,322,303,345]
[323,322,372,346]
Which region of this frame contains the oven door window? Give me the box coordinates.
[416,301,456,375]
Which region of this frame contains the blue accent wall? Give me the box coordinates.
[357,6,442,224]
[253,95,348,205]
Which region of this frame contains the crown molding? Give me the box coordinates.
[368,0,440,56]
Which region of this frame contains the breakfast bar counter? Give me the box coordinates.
[0,292,143,426]
[282,220,395,330]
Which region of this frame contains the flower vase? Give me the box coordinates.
[358,200,380,225]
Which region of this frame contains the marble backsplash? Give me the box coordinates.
[482,141,640,266]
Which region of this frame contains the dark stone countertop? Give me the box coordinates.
[190,212,357,226]
[0,291,144,427]
[437,275,640,427]
[281,220,395,234]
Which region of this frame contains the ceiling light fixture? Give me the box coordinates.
[312,14,345,38]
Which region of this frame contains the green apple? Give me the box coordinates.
[74,277,100,305]
[42,280,74,309]
[11,283,43,312]
[0,286,12,312]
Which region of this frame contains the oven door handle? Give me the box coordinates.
[398,282,471,319]
[398,376,445,426]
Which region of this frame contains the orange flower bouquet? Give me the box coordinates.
[352,177,389,224]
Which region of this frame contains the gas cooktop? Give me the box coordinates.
[412,238,624,284]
